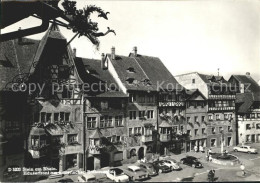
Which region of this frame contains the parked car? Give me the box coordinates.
[233,145,257,154]
[58,178,74,182]
[138,162,158,176]
[161,159,182,170]
[123,165,149,181]
[106,168,129,182]
[152,161,171,173]
[94,173,112,183]
[49,172,64,179]
[77,173,96,182]
[180,156,203,168]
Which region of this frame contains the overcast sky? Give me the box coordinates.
[2,0,260,82]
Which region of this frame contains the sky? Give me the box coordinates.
[2,0,260,82]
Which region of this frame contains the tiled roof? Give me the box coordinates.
[29,127,46,136]
[89,129,103,138]
[232,75,260,92]
[236,92,260,113]
[29,23,67,75]
[108,53,182,91]
[185,89,207,100]
[130,53,182,91]
[0,38,40,90]
[107,54,154,91]
[74,57,127,97]
[159,120,172,128]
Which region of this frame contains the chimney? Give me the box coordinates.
[18,27,22,44]
[73,48,76,58]
[133,46,137,57]
[111,47,115,60]
[101,53,107,70]
[246,72,250,77]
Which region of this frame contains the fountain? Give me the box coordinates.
[210,130,240,166]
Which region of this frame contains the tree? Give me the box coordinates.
[0,0,116,46]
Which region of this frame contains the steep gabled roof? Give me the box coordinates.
[231,75,260,93]
[107,52,182,91]
[107,54,154,91]
[236,92,260,113]
[74,57,127,97]
[185,89,207,101]
[0,38,39,90]
[29,23,67,75]
[130,53,182,91]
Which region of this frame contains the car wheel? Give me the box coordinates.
[192,164,196,168]
[159,169,162,174]
[248,151,251,154]
[234,149,238,152]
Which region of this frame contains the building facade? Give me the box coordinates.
[26,24,84,172]
[185,89,208,152]
[229,73,260,144]
[74,57,128,170]
[175,72,237,149]
[0,35,39,182]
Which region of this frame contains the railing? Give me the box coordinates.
[141,135,153,142]
[208,107,235,111]
[208,95,236,100]
[158,101,185,107]
[88,145,104,154]
[159,134,171,142]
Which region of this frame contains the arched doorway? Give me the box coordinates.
[138,147,144,160]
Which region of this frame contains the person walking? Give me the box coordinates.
[209,155,213,162]
[194,146,198,153]
[240,163,246,176]
[208,169,215,182]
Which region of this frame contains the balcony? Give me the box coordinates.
[141,135,153,143]
[160,134,171,142]
[88,145,104,154]
[159,101,185,107]
[208,95,236,100]
[208,107,235,111]
[29,146,48,159]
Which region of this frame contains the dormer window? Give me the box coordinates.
[127,67,135,73]
[126,78,135,84]
[142,79,151,86]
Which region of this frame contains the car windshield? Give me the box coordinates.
[134,169,141,172]
[111,169,123,176]
[88,178,96,181]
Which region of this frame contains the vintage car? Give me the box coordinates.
[138,162,158,176]
[161,159,182,170]
[152,161,171,173]
[106,168,129,182]
[77,173,96,182]
[180,156,203,168]
[57,178,74,182]
[233,145,257,154]
[123,165,149,181]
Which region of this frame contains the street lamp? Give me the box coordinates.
[220,129,224,154]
